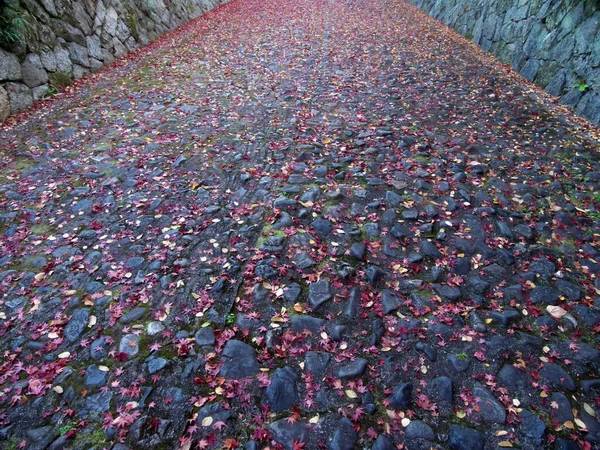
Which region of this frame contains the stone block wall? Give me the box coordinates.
[406,0,600,126]
[0,0,226,122]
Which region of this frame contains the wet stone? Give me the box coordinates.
[427,376,452,404]
[337,358,368,379]
[197,402,232,425]
[85,364,107,387]
[539,362,576,391]
[432,284,461,301]
[220,340,260,379]
[119,307,146,324]
[147,356,168,374]
[283,283,302,302]
[420,240,441,259]
[498,364,532,392]
[350,242,366,259]
[405,420,434,440]
[64,308,90,343]
[308,279,332,309]
[86,392,113,413]
[265,367,299,412]
[551,392,574,423]
[328,417,357,450]
[269,419,309,450]
[194,327,215,346]
[147,321,165,336]
[490,308,521,326]
[366,265,385,285]
[291,316,324,333]
[448,424,485,450]
[388,382,412,410]
[447,354,470,372]
[371,435,395,450]
[390,223,410,240]
[382,289,401,314]
[520,409,546,443]
[260,236,285,252]
[311,218,332,236]
[119,334,139,358]
[343,286,361,319]
[305,351,330,377]
[294,251,316,270]
[90,336,109,360]
[472,382,506,423]
[452,257,471,275]
[123,256,144,270]
[555,279,581,300]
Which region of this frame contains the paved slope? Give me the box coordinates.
[1,0,599,449]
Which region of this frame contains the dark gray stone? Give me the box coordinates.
[448,424,485,450]
[520,409,546,443]
[405,420,434,440]
[220,340,260,379]
[308,280,332,309]
[147,356,168,374]
[539,362,576,391]
[382,289,401,314]
[312,218,332,236]
[371,435,395,450]
[265,367,299,412]
[119,334,139,358]
[64,308,90,343]
[388,382,412,409]
[119,307,146,324]
[427,376,452,404]
[194,327,215,346]
[269,419,309,450]
[291,315,325,333]
[86,392,112,413]
[85,364,107,387]
[328,417,356,450]
[337,358,368,379]
[472,382,506,423]
[420,240,442,259]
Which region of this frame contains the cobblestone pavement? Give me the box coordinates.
[1,0,600,449]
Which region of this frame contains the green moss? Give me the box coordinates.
[72,425,107,447]
[30,223,53,235]
[48,71,73,89]
[3,436,20,450]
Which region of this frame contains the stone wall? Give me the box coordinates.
[406,0,600,126]
[0,0,226,122]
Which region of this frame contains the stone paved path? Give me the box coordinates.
[1,0,600,449]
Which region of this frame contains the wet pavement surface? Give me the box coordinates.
[1,0,600,449]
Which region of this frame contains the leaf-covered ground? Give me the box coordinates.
[1,0,600,449]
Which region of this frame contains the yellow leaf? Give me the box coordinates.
[456,410,466,418]
[498,441,513,447]
[201,416,213,427]
[58,352,70,359]
[53,386,63,394]
[48,332,59,339]
[345,390,358,399]
[495,431,508,436]
[98,366,110,372]
[309,415,319,424]
[88,315,97,327]
[563,421,574,429]
[540,391,548,398]
[584,403,595,417]
[401,418,410,427]
[215,387,223,395]
[575,418,587,429]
